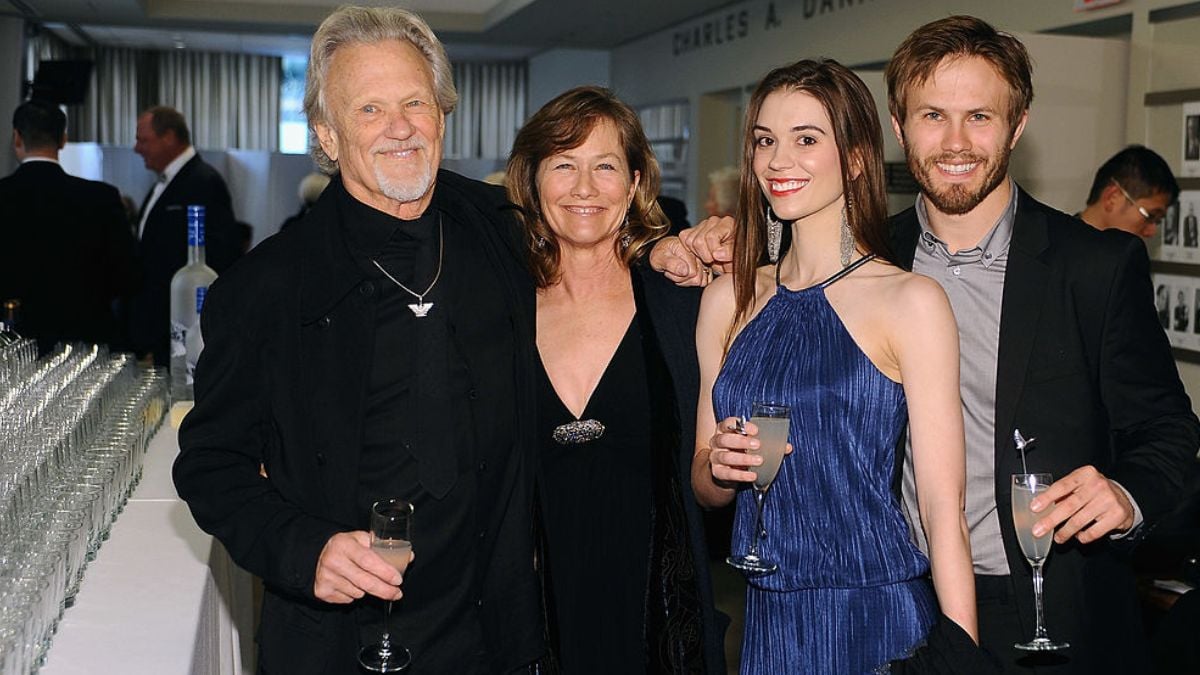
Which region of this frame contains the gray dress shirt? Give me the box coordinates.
[902,184,1017,575]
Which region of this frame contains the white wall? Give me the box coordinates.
[610,0,1170,217]
[528,48,611,113]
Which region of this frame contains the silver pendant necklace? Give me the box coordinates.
[370,216,443,318]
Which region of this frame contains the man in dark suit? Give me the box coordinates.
[1078,145,1176,240]
[0,99,136,354]
[885,16,1199,674]
[128,105,240,365]
[173,7,545,674]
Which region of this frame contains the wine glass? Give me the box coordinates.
[358,498,414,672]
[1011,473,1069,652]
[726,402,790,575]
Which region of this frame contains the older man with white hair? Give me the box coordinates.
[174,6,545,673]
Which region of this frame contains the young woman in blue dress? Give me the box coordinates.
[690,59,977,673]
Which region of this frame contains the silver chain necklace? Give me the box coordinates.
[370,216,443,318]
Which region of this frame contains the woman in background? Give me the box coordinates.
[691,59,976,673]
[506,86,724,674]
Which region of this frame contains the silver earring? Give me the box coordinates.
[840,198,853,267]
[619,214,632,249]
[535,236,547,250]
[766,206,782,264]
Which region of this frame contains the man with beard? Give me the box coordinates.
[653,15,1199,675]
[884,16,1196,674]
[173,6,544,673]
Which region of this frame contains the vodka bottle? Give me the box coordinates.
[169,205,218,402]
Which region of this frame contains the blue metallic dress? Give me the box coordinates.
[713,256,937,674]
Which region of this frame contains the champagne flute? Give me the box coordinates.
[358,498,414,672]
[726,402,790,575]
[1011,473,1069,652]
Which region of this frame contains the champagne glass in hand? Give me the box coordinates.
[359,498,415,672]
[1011,474,1069,652]
[726,402,790,575]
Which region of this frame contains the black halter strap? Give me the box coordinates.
[775,253,876,289]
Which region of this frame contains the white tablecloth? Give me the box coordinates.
[40,426,255,675]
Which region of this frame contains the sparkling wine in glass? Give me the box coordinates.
[1011,473,1069,652]
[726,402,789,575]
[359,498,414,672]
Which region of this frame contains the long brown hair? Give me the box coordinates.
[507,86,667,288]
[728,58,893,347]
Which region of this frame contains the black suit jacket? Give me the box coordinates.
[128,153,240,365]
[173,171,543,674]
[892,188,1200,673]
[633,264,726,675]
[0,161,137,353]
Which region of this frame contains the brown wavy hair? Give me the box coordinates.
[886,15,1033,128]
[727,59,894,348]
[507,86,668,288]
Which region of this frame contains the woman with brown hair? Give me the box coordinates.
[506,86,723,674]
[691,59,976,672]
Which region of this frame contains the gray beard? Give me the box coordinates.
[375,162,435,203]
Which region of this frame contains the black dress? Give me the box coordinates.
[537,279,708,674]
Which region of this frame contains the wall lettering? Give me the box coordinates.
[672,0,871,57]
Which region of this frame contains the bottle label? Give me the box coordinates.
[187,205,206,247]
[195,286,208,314]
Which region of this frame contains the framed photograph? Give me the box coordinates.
[1154,191,1200,264]
[1153,272,1200,359]
[1154,274,1193,349]
[1184,102,1200,177]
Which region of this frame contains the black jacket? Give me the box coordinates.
[892,188,1200,673]
[634,264,726,675]
[128,153,240,365]
[0,160,136,352]
[174,171,543,674]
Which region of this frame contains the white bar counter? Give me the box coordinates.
[39,426,255,675]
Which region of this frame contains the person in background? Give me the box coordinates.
[173,6,549,673]
[693,58,976,672]
[1077,145,1177,240]
[0,99,137,354]
[128,105,240,365]
[506,85,724,674]
[704,165,739,218]
[279,171,331,231]
[657,194,691,235]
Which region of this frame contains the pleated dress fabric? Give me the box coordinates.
[713,258,937,674]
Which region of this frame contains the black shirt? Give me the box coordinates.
[338,183,520,673]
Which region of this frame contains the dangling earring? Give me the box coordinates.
[840,197,853,267]
[535,235,547,250]
[766,206,782,264]
[619,213,632,249]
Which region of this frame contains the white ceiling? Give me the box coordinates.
[8,0,737,59]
